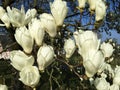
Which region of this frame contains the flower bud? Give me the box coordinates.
[37,44,55,71]
[95,0,107,21]
[1,13,10,28]
[29,18,45,46]
[78,0,87,12]
[15,26,34,54]
[100,42,114,58]
[64,38,76,58]
[50,0,68,26]
[0,6,10,28]
[88,0,96,13]
[24,8,37,25]
[39,13,57,37]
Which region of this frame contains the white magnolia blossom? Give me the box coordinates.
[98,63,114,78]
[94,77,110,90]
[100,42,114,58]
[110,84,119,90]
[64,38,76,58]
[7,5,36,27]
[88,0,97,12]
[15,26,34,54]
[73,30,100,60]
[37,44,55,71]
[29,18,45,46]
[83,51,105,77]
[39,13,57,37]
[95,0,106,21]
[0,6,10,28]
[113,66,120,85]
[78,0,87,11]
[19,65,40,88]
[78,0,87,8]
[0,84,8,90]
[74,30,104,77]
[10,50,34,71]
[50,0,68,26]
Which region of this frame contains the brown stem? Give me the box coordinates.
[56,57,83,80]
[0,42,17,54]
[24,85,32,90]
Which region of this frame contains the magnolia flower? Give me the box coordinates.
[113,66,120,85]
[37,44,55,71]
[19,65,40,88]
[15,26,34,54]
[10,50,34,71]
[83,51,105,77]
[7,5,36,27]
[0,84,8,90]
[64,38,76,58]
[29,18,45,46]
[0,6,10,28]
[39,13,57,37]
[94,77,110,90]
[88,0,96,13]
[73,30,100,60]
[100,42,114,58]
[77,0,87,12]
[73,30,104,77]
[110,84,119,90]
[97,63,114,77]
[50,0,68,26]
[95,0,107,21]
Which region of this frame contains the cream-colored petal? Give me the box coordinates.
[10,50,34,71]
[40,13,57,37]
[15,26,34,53]
[19,65,40,88]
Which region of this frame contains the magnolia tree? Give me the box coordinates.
[0,0,120,90]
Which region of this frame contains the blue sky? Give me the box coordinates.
[101,29,120,44]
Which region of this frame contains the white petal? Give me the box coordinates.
[19,65,40,88]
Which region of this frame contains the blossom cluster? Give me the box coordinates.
[0,0,120,90]
[0,0,68,88]
[78,0,107,22]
